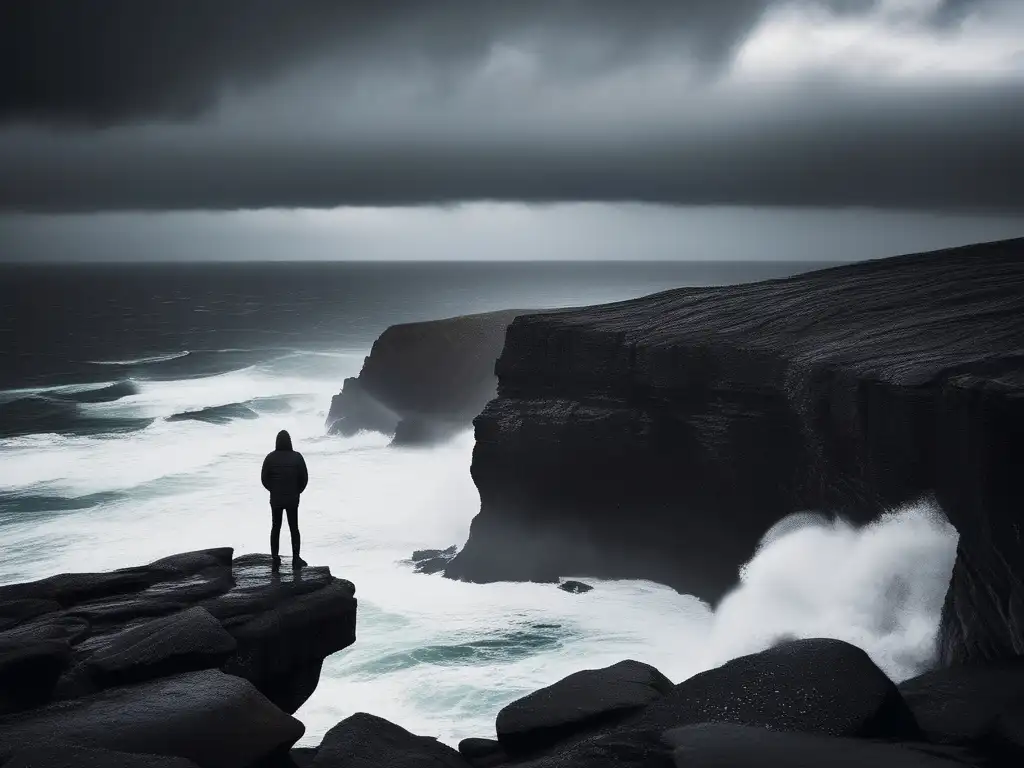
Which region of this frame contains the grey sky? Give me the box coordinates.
[0,0,1022,259]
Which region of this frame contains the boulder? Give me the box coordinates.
[496,659,673,755]
[458,738,509,768]
[0,669,304,768]
[637,638,919,739]
[311,712,470,768]
[898,658,1024,745]
[663,723,977,768]
[4,744,200,768]
[558,581,593,594]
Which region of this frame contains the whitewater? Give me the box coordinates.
[0,345,959,746]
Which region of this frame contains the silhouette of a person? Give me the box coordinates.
[261,429,309,569]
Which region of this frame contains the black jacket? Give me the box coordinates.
[262,431,308,506]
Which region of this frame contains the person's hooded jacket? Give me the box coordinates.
[261,430,308,506]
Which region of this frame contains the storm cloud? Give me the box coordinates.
[0,0,1021,212]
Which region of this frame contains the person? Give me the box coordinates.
[261,429,309,569]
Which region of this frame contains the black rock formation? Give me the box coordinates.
[558,581,593,594]
[326,310,527,445]
[443,238,1024,665]
[311,712,470,768]
[0,548,356,716]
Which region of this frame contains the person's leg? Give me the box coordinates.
[287,505,304,566]
[270,504,284,564]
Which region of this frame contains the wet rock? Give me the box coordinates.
[4,744,200,768]
[496,659,673,755]
[458,737,509,768]
[558,581,593,594]
[311,712,470,768]
[637,638,919,739]
[412,546,458,562]
[0,548,357,714]
[0,638,72,714]
[84,606,237,687]
[899,658,1024,745]
[0,669,304,768]
[663,723,974,768]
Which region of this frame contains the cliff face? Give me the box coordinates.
[444,238,1024,665]
[326,310,527,444]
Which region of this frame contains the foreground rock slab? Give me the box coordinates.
[0,669,303,768]
[4,745,200,768]
[0,548,356,715]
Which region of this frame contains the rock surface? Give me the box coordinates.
[444,238,1024,665]
[636,638,919,739]
[326,309,527,444]
[496,659,673,755]
[311,712,470,768]
[4,745,200,768]
[663,723,975,768]
[0,548,357,714]
[0,669,303,768]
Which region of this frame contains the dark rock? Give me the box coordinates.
[443,238,1024,667]
[288,747,318,768]
[212,554,357,714]
[637,638,919,739]
[415,557,451,575]
[514,728,674,768]
[458,738,509,768]
[0,669,304,768]
[412,546,458,562]
[663,723,975,768]
[496,659,673,755]
[311,712,470,768]
[4,744,200,768]
[898,658,1024,745]
[558,581,592,594]
[325,309,528,443]
[0,638,72,714]
[0,599,61,631]
[0,548,356,714]
[84,606,237,687]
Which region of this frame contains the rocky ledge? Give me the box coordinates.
[276,638,1023,767]
[442,238,1024,666]
[326,309,527,445]
[0,549,356,768]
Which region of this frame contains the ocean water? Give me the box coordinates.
[0,261,958,746]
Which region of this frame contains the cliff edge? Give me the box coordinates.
[443,238,1024,666]
[326,309,527,445]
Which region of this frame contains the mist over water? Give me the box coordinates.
[0,262,958,746]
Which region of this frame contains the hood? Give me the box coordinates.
[275,430,292,451]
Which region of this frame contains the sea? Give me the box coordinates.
[0,261,959,746]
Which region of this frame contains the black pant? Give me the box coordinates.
[270,503,300,560]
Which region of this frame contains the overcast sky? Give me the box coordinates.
[1,0,1022,261]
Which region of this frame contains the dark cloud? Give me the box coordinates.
[0,0,1020,213]
[0,0,873,126]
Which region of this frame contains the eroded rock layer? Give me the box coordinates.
[444,238,1024,664]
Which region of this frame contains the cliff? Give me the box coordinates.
[443,238,1024,666]
[326,309,528,445]
[0,549,356,767]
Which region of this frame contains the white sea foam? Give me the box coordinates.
[87,351,192,365]
[0,353,959,746]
